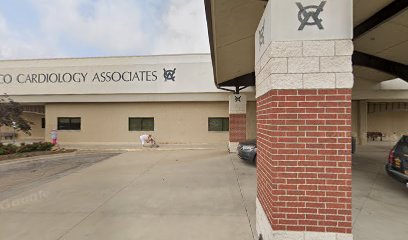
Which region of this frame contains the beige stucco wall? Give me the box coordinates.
[45,102,230,144]
[352,100,408,142]
[368,111,408,139]
[24,113,45,140]
[246,101,256,140]
[0,112,45,141]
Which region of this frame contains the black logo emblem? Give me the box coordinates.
[163,68,176,81]
[296,1,326,31]
[258,20,265,47]
[235,96,241,102]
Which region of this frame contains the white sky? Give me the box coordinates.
[0,0,210,60]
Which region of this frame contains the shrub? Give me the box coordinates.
[17,143,37,153]
[0,142,53,155]
[0,143,18,155]
[36,142,53,151]
[2,144,18,155]
[17,142,53,153]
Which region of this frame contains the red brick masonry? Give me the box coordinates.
[257,89,352,234]
[230,114,246,142]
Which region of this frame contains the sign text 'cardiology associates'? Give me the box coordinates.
[0,70,161,85]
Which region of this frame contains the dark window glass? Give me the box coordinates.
[129,118,154,131]
[396,136,408,154]
[208,118,229,131]
[58,117,81,130]
[41,118,45,129]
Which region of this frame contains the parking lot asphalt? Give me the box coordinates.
[0,151,121,201]
[0,143,406,240]
[0,149,257,240]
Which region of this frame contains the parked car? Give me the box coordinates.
[386,135,408,188]
[237,137,354,166]
[237,140,257,165]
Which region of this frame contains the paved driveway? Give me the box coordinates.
[1,143,406,240]
[0,152,121,201]
[352,143,408,240]
[0,149,256,240]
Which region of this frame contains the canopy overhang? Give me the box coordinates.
[205,0,408,88]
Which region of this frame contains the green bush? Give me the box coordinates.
[0,144,18,155]
[0,142,53,155]
[17,143,36,153]
[17,142,53,153]
[36,142,53,151]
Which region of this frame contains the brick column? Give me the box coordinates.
[254,1,354,239]
[229,94,247,152]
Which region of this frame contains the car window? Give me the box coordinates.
[396,136,408,154]
[401,136,408,143]
[399,144,408,154]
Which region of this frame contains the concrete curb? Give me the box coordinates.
[0,147,226,166]
[0,151,80,166]
[72,147,222,152]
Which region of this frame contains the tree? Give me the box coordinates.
[0,95,32,136]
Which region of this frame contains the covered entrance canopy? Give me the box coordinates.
[204,0,408,87]
[205,1,408,239]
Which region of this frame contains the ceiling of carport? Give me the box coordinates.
[204,0,267,88]
[205,0,408,87]
[353,0,395,26]
[354,0,408,65]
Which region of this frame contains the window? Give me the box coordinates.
[58,117,81,130]
[41,118,45,129]
[208,118,229,131]
[129,118,154,131]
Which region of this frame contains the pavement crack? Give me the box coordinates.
[228,154,256,240]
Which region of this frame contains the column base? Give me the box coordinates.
[228,142,239,153]
[256,198,353,240]
[359,134,368,145]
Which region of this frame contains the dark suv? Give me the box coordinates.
[386,135,408,188]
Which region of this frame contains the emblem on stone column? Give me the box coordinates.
[163,68,176,81]
[258,20,265,47]
[296,1,326,30]
[235,96,242,102]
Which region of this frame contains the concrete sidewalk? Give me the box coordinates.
[0,149,256,240]
[352,143,408,240]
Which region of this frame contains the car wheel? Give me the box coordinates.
[253,154,257,166]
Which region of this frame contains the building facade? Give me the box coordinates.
[0,54,256,145]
